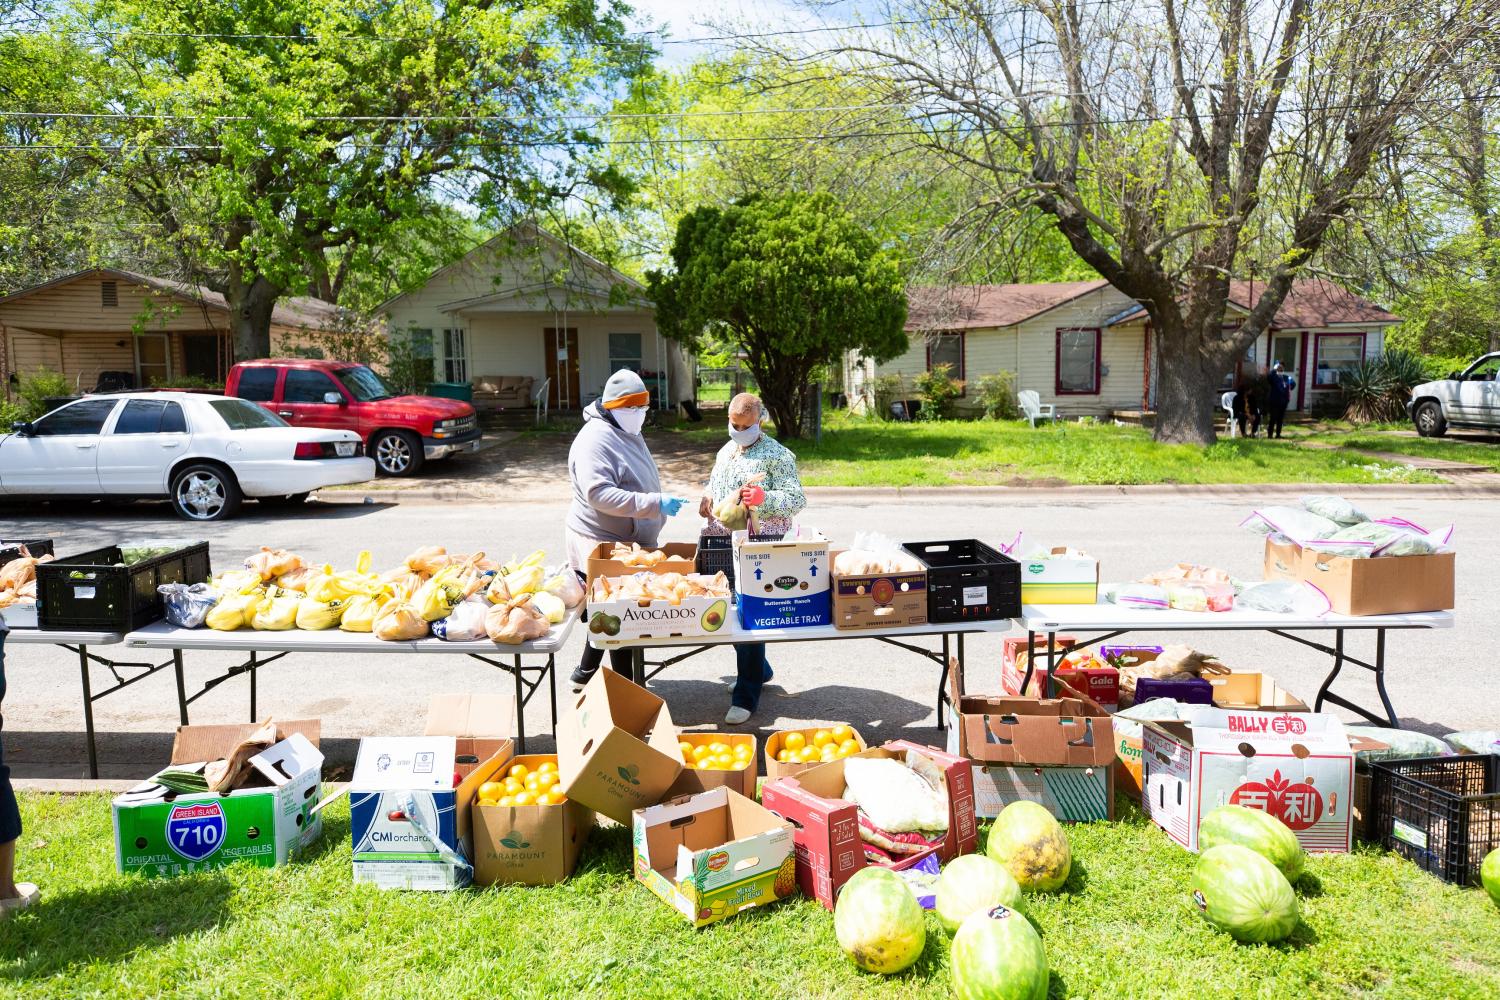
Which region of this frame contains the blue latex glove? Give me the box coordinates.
[659,496,686,516]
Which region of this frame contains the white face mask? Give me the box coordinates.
[613,407,648,435]
[728,419,761,447]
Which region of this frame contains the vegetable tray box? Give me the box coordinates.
[557,667,684,826]
[759,741,978,910]
[829,549,927,631]
[470,752,595,887]
[1142,708,1354,853]
[113,720,323,878]
[944,677,1115,822]
[733,530,831,630]
[632,787,796,928]
[586,542,697,587]
[1018,548,1100,604]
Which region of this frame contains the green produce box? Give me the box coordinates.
[112,722,323,877]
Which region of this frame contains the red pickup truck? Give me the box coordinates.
[226,359,479,476]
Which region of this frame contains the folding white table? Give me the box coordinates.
[1013,602,1456,727]
[122,612,578,752]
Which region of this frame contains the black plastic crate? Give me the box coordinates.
[1370,754,1500,886]
[0,538,54,564]
[695,531,783,590]
[37,541,211,632]
[901,539,1020,624]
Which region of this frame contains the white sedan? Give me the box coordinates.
[0,391,376,520]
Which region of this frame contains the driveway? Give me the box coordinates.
[1,493,1491,780]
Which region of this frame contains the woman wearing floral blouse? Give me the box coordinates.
[698,393,807,723]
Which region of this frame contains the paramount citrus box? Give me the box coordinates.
[632,786,796,928]
[471,753,594,887]
[667,733,758,800]
[113,721,323,878]
[557,667,684,825]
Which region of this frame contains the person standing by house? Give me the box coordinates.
[1247,367,1270,437]
[0,621,39,919]
[698,392,807,724]
[566,370,688,689]
[1266,361,1296,439]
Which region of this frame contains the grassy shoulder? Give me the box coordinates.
[1299,431,1500,472]
[681,416,1446,487]
[6,793,1499,999]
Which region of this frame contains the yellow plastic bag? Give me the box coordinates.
[340,591,390,633]
[503,564,545,596]
[405,546,450,577]
[251,587,300,630]
[413,566,466,622]
[295,595,346,630]
[207,587,265,631]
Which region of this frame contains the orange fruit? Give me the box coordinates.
[535,770,558,789]
[507,763,530,781]
[831,724,853,743]
[513,790,537,806]
[478,797,499,808]
[709,742,730,755]
[679,741,694,758]
[714,752,734,768]
[812,729,833,748]
[542,789,566,805]
[537,760,557,773]
[691,745,712,763]
[776,749,792,763]
[784,732,806,752]
[498,795,515,807]
[503,778,524,795]
[798,746,820,763]
[838,739,860,756]
[478,781,504,800]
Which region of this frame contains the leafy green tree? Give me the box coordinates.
[78,0,647,358]
[649,192,907,437]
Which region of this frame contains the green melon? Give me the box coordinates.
[985,801,1072,893]
[1198,804,1305,883]
[951,905,1049,1000]
[1191,844,1300,943]
[1482,848,1500,906]
[936,854,1024,933]
[833,867,926,975]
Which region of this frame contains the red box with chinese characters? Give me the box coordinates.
[759,740,978,909]
[1141,708,1354,854]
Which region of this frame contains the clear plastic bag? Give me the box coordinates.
[1109,583,1169,610]
[1443,730,1500,755]
[1305,519,1453,558]
[1240,506,1341,543]
[432,597,489,641]
[1300,495,1369,526]
[1237,580,1332,617]
[1345,726,1453,762]
[158,582,218,628]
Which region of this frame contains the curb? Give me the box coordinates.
[14,778,138,794]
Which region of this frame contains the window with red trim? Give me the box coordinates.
[926,331,965,382]
[1312,332,1366,389]
[1056,328,1101,395]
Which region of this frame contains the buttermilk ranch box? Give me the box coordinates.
[732,529,831,630]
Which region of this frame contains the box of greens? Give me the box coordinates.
[38,540,211,631]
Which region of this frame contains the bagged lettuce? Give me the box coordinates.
[1238,581,1331,617]
[1444,730,1500,755]
[1300,495,1369,526]
[1240,506,1341,544]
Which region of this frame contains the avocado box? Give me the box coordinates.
[733,529,831,630]
[585,580,730,640]
[112,721,323,878]
[557,667,684,825]
[470,752,595,886]
[632,786,796,928]
[1018,547,1100,604]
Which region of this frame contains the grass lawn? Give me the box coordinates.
[1301,432,1500,472]
[677,417,1445,487]
[7,793,1499,999]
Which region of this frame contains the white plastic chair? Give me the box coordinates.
[1221,391,1239,438]
[1018,390,1058,427]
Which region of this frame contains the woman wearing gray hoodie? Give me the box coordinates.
[566,370,686,687]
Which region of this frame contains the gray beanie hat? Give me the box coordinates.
[602,369,649,409]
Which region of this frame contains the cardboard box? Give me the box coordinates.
[1000,635,1077,697]
[830,550,927,630]
[586,584,730,640]
[764,726,867,781]
[1018,549,1100,604]
[667,733,758,799]
[586,541,697,586]
[1263,536,1302,582]
[113,722,324,878]
[557,667,684,825]
[759,741,978,909]
[945,691,1115,821]
[734,530,831,630]
[470,753,595,886]
[1206,672,1309,712]
[1114,721,1146,802]
[1300,549,1455,616]
[1142,708,1354,853]
[424,693,515,776]
[632,787,796,927]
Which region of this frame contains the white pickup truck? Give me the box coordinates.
[1409,353,1500,437]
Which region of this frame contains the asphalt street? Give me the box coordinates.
[1,490,1493,779]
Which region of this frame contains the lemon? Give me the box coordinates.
[813,729,833,748]
[691,745,713,763]
[508,763,530,781]
[832,724,854,743]
[784,732,807,753]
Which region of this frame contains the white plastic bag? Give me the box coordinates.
[1109,583,1169,610]
[158,582,218,628]
[1300,495,1369,526]
[841,755,948,833]
[1240,506,1341,544]
[1237,580,1332,617]
[431,598,489,641]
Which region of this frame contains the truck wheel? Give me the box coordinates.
[1413,401,1447,438]
[170,462,242,521]
[372,429,424,476]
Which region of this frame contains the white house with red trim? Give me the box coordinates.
[847,278,1399,417]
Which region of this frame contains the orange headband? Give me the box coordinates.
[603,390,650,409]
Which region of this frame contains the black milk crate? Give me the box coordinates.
[38,541,211,632]
[1370,754,1500,886]
[0,538,54,564]
[901,539,1020,624]
[695,531,783,590]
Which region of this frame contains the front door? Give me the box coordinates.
[96,397,190,494]
[544,327,580,409]
[182,333,222,383]
[134,333,171,388]
[1270,333,1302,410]
[1456,355,1500,423]
[0,397,119,493]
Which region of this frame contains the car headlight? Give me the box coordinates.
[433,419,455,439]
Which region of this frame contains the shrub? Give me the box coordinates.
[15,368,73,419]
[976,372,1019,420]
[872,373,904,420]
[148,372,223,391]
[1341,349,1428,424]
[0,398,25,428]
[914,364,963,421]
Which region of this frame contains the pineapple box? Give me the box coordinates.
[632,787,797,928]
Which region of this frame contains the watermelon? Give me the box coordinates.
[1198,804,1305,882]
[986,801,1072,893]
[833,867,927,974]
[1482,848,1500,905]
[936,854,1024,933]
[951,905,1049,1000]
[1191,844,1300,943]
